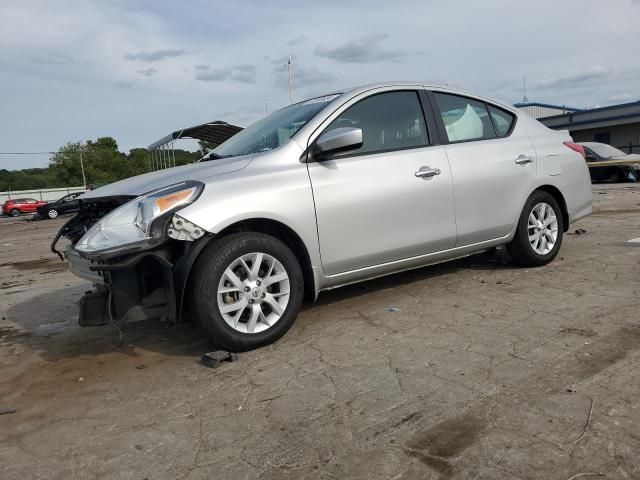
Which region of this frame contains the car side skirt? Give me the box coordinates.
[320,234,512,291]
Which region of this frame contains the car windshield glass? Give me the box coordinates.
[588,143,626,158]
[210,95,339,158]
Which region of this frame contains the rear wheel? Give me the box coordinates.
[10,209,20,217]
[609,169,621,183]
[507,190,564,267]
[189,233,304,352]
[47,209,59,219]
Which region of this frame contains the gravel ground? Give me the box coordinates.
[1,184,639,480]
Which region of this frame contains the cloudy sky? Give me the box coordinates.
[2,0,640,169]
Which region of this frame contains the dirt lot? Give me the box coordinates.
[1,184,639,480]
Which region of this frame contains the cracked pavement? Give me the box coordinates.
[1,184,639,479]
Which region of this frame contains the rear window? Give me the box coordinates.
[433,93,497,142]
[487,105,515,137]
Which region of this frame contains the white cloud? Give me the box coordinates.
[125,49,185,62]
[1,0,640,169]
[535,65,611,89]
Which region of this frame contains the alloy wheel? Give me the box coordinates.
[217,252,290,334]
[528,202,558,255]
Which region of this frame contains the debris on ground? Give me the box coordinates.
[201,350,238,368]
[0,406,16,415]
[386,306,401,312]
[569,228,588,235]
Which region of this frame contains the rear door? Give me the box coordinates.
[428,91,537,246]
[307,89,457,275]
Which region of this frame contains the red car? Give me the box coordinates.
[1,198,48,217]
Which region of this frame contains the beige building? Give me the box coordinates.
[513,102,581,119]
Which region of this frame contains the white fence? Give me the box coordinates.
[0,186,86,203]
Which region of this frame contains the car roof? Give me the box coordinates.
[327,81,518,114]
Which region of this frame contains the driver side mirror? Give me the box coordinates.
[312,127,363,160]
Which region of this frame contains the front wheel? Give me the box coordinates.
[47,209,59,219]
[10,209,20,217]
[189,233,304,352]
[507,191,564,267]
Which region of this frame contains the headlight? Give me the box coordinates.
[75,181,204,257]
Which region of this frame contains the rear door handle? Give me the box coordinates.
[415,166,441,178]
[515,155,533,165]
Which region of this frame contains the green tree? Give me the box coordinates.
[49,136,130,186]
[1,137,205,192]
[197,139,218,157]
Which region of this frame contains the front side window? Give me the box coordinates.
[433,93,496,142]
[324,91,429,156]
[211,94,339,158]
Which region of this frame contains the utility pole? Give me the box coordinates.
[265,100,268,116]
[287,56,293,104]
[79,145,87,190]
[522,75,529,103]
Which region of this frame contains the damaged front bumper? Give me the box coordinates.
[54,184,209,328]
[64,234,210,328]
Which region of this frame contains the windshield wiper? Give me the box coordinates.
[202,152,233,162]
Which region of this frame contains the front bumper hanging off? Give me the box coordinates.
[65,238,209,327]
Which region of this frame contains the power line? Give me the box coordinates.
[0,151,55,155]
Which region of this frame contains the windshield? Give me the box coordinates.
[210,95,339,158]
[588,143,626,159]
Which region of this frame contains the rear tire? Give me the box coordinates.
[189,232,304,352]
[507,190,564,267]
[10,209,20,217]
[609,169,621,183]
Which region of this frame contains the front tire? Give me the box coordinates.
[10,209,20,217]
[507,191,564,267]
[47,209,59,219]
[189,233,304,352]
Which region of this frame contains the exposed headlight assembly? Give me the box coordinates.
[75,181,204,257]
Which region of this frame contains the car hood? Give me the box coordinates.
[81,154,254,199]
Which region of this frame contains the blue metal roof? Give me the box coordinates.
[513,101,584,111]
[539,100,640,130]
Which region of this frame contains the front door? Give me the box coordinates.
[307,90,457,276]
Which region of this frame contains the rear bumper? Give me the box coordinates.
[565,173,593,225]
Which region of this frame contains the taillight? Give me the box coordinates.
[563,141,586,160]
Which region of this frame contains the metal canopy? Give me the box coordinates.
[147,121,243,171]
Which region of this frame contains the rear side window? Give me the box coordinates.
[433,93,496,142]
[487,105,515,137]
[325,91,429,156]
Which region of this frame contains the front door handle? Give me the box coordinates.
[515,154,533,165]
[415,166,441,178]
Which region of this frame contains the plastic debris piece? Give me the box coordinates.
[201,350,238,368]
[0,407,16,415]
[386,307,401,313]
[569,228,588,235]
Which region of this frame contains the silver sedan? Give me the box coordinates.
[60,82,593,351]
